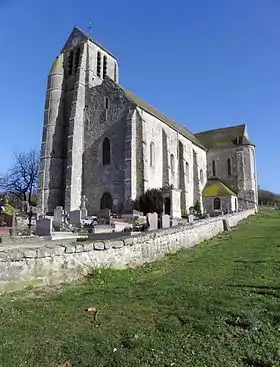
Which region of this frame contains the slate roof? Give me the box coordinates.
[203,178,237,197]
[194,124,254,149]
[122,88,207,150]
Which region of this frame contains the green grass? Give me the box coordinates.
[0,210,280,367]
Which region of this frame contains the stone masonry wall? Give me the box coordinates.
[206,145,258,211]
[0,209,255,292]
[83,78,133,213]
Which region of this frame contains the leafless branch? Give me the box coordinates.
[0,148,39,206]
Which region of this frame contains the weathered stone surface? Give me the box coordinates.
[23,249,37,258]
[83,243,93,252]
[123,237,134,246]
[36,247,57,258]
[112,240,124,249]
[7,251,24,261]
[75,244,84,253]
[94,242,105,251]
[64,244,76,253]
[46,245,65,256]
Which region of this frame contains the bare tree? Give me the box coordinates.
[0,148,39,206]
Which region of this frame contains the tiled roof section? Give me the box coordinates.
[122,88,206,150]
[194,124,254,149]
[202,178,237,197]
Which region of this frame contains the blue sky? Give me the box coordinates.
[0,0,279,192]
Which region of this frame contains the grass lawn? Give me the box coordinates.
[0,210,280,367]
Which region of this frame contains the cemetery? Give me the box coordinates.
[0,197,255,292]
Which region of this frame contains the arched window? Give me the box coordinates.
[227,158,232,176]
[102,137,110,165]
[200,169,204,184]
[68,50,74,76]
[97,51,101,77]
[170,154,175,174]
[150,141,155,167]
[212,160,216,176]
[74,47,81,73]
[213,197,221,210]
[185,162,189,183]
[103,55,107,78]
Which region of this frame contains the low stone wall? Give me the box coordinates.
[0,209,256,292]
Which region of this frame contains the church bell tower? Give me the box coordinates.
[37,26,119,214]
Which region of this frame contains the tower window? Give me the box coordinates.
[227,158,232,176]
[114,63,117,82]
[200,169,204,184]
[97,51,101,77]
[102,137,111,165]
[103,55,107,78]
[74,47,81,73]
[105,97,109,109]
[212,160,216,176]
[170,154,175,174]
[68,50,74,76]
[150,141,155,167]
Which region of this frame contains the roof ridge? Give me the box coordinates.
[195,124,246,136]
[121,86,206,150]
[72,26,117,59]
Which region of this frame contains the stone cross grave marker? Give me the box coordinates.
[161,214,170,229]
[147,212,158,231]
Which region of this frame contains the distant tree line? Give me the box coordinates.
[258,187,280,205]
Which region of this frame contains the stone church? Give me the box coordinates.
[38,27,258,217]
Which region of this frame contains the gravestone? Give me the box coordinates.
[161,214,170,229]
[54,206,63,224]
[98,208,111,225]
[188,214,194,224]
[69,210,81,226]
[147,212,158,231]
[36,218,52,236]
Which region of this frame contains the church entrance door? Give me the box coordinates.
[100,192,113,210]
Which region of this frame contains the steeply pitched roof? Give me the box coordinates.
[194,124,254,149]
[203,179,237,197]
[122,88,206,150]
[62,26,117,59]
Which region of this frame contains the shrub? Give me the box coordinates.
[135,188,164,215]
